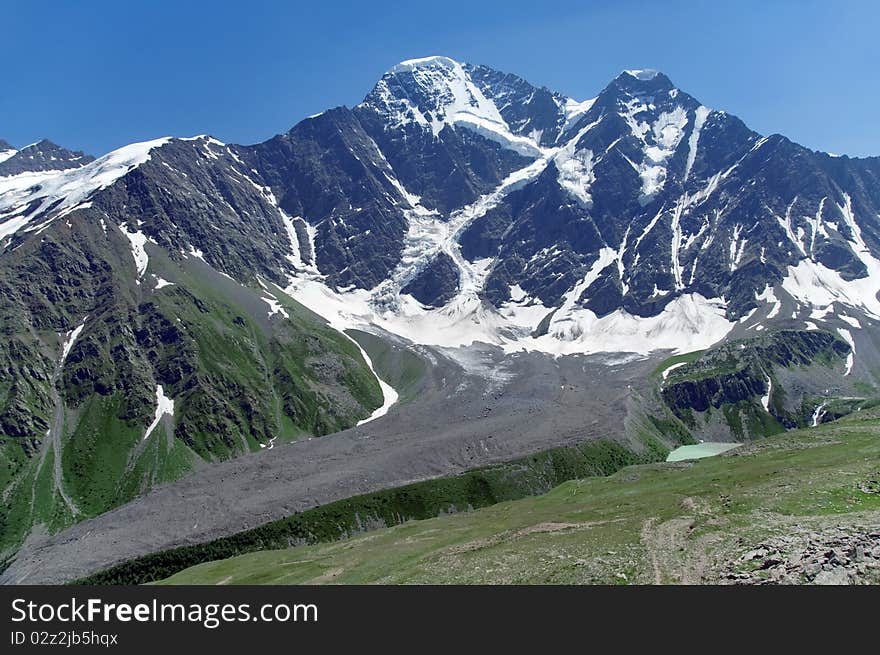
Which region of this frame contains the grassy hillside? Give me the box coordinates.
[0,223,383,554]
[157,409,880,585]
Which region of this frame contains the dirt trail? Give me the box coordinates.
[640,518,662,584]
[444,518,626,556]
[640,499,713,584]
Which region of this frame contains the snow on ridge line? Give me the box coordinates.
[387,56,505,135]
[374,55,549,157]
[624,69,660,80]
[0,137,172,241]
[389,55,460,73]
[561,97,598,135]
[452,114,546,157]
[385,56,598,152]
[178,134,225,145]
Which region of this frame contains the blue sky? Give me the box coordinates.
[3,0,877,157]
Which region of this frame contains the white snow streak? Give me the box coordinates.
[144,385,175,440]
[684,106,710,181]
[661,361,688,380]
[755,285,781,319]
[154,277,174,290]
[0,148,17,164]
[262,294,290,319]
[837,327,855,376]
[761,376,772,411]
[119,223,149,280]
[811,402,827,427]
[354,339,399,426]
[61,318,87,364]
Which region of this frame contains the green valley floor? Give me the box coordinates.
[158,408,880,585]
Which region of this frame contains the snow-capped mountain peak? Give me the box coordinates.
[5,59,879,364]
[368,55,505,135]
[387,54,461,74]
[623,68,661,81]
[0,138,95,177]
[361,56,558,158]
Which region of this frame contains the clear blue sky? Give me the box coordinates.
[3,0,877,157]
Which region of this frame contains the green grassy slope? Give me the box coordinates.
[157,409,880,585]
[345,329,427,404]
[0,226,383,554]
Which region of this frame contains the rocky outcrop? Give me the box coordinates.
[723,528,880,585]
[661,330,851,429]
[401,252,460,307]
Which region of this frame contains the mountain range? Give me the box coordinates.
[1,56,878,579]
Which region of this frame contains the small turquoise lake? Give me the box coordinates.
[666,442,742,462]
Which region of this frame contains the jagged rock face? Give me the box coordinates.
[238,108,411,290]
[96,137,299,286]
[260,61,880,355]
[6,61,880,333]
[462,70,880,321]
[0,139,16,164]
[400,251,460,307]
[2,59,880,347]
[464,64,571,147]
[0,139,94,176]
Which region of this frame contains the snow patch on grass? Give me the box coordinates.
[144,385,175,440]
